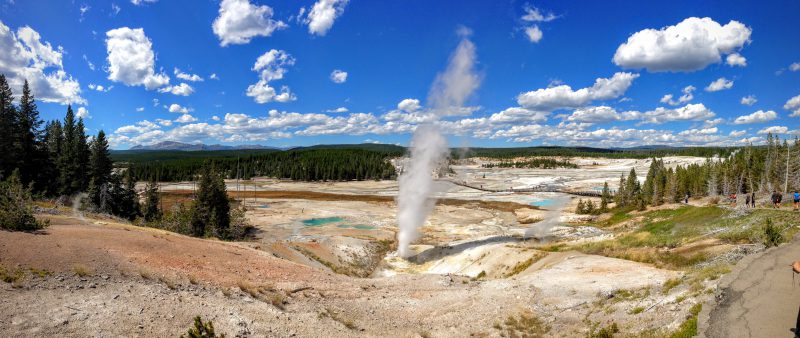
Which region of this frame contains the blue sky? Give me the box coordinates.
[0,0,798,149]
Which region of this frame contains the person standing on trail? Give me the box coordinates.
[746,194,751,207]
[751,192,756,208]
[793,190,799,211]
[772,191,782,208]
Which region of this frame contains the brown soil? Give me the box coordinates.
[162,189,537,213]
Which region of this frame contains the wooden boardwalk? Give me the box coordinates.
[443,179,608,197]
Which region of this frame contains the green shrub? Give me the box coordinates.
[587,322,619,338]
[763,218,783,247]
[181,316,225,338]
[0,170,48,231]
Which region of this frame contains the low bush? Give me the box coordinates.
[0,171,48,231]
[181,316,225,338]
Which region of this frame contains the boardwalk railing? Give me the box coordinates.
[443,179,609,197]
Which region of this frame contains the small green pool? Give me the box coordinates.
[301,217,344,226]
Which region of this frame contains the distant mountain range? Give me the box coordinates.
[125,142,684,153]
[128,141,278,151]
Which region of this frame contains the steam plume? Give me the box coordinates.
[524,195,570,238]
[397,28,480,258]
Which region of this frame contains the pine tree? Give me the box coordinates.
[143,180,162,222]
[0,74,18,180]
[16,80,45,188]
[615,173,627,207]
[59,106,78,195]
[575,199,585,214]
[600,181,610,211]
[74,118,91,191]
[89,130,113,199]
[43,120,64,195]
[191,163,230,238]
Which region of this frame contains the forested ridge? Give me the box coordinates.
[123,148,399,182]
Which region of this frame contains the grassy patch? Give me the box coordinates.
[668,303,701,338]
[662,278,682,294]
[556,206,799,269]
[628,306,645,315]
[237,280,286,310]
[72,264,92,277]
[494,310,550,338]
[505,252,546,278]
[587,322,619,338]
[0,265,24,284]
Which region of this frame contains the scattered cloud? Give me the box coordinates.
[304,0,349,36]
[175,113,197,123]
[209,73,219,80]
[613,17,751,72]
[734,110,777,124]
[638,103,715,124]
[246,49,296,103]
[82,54,95,71]
[167,103,191,113]
[76,106,90,119]
[88,83,113,92]
[136,107,144,112]
[131,0,158,5]
[330,69,347,83]
[521,4,558,22]
[517,72,639,111]
[726,53,747,67]
[660,85,695,106]
[520,4,558,44]
[212,0,287,46]
[784,94,800,117]
[174,68,203,82]
[524,25,543,43]
[740,95,757,106]
[111,3,121,16]
[705,77,733,92]
[0,21,85,104]
[326,107,348,113]
[158,82,194,96]
[790,62,800,72]
[758,126,788,134]
[105,27,170,90]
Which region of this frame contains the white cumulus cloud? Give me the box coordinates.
[734,110,777,124]
[158,82,194,96]
[758,126,788,134]
[304,0,349,36]
[174,68,203,82]
[613,17,751,72]
[784,94,800,117]
[246,49,296,103]
[660,85,695,106]
[330,69,347,83]
[105,27,169,90]
[705,77,733,92]
[212,0,287,46]
[740,95,757,106]
[76,107,90,119]
[0,21,85,104]
[517,72,639,111]
[726,53,747,67]
[168,103,192,113]
[524,25,543,43]
[175,113,197,123]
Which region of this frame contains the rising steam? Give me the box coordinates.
[397,28,480,258]
[524,195,570,238]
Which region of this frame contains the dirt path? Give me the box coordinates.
[702,233,800,338]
